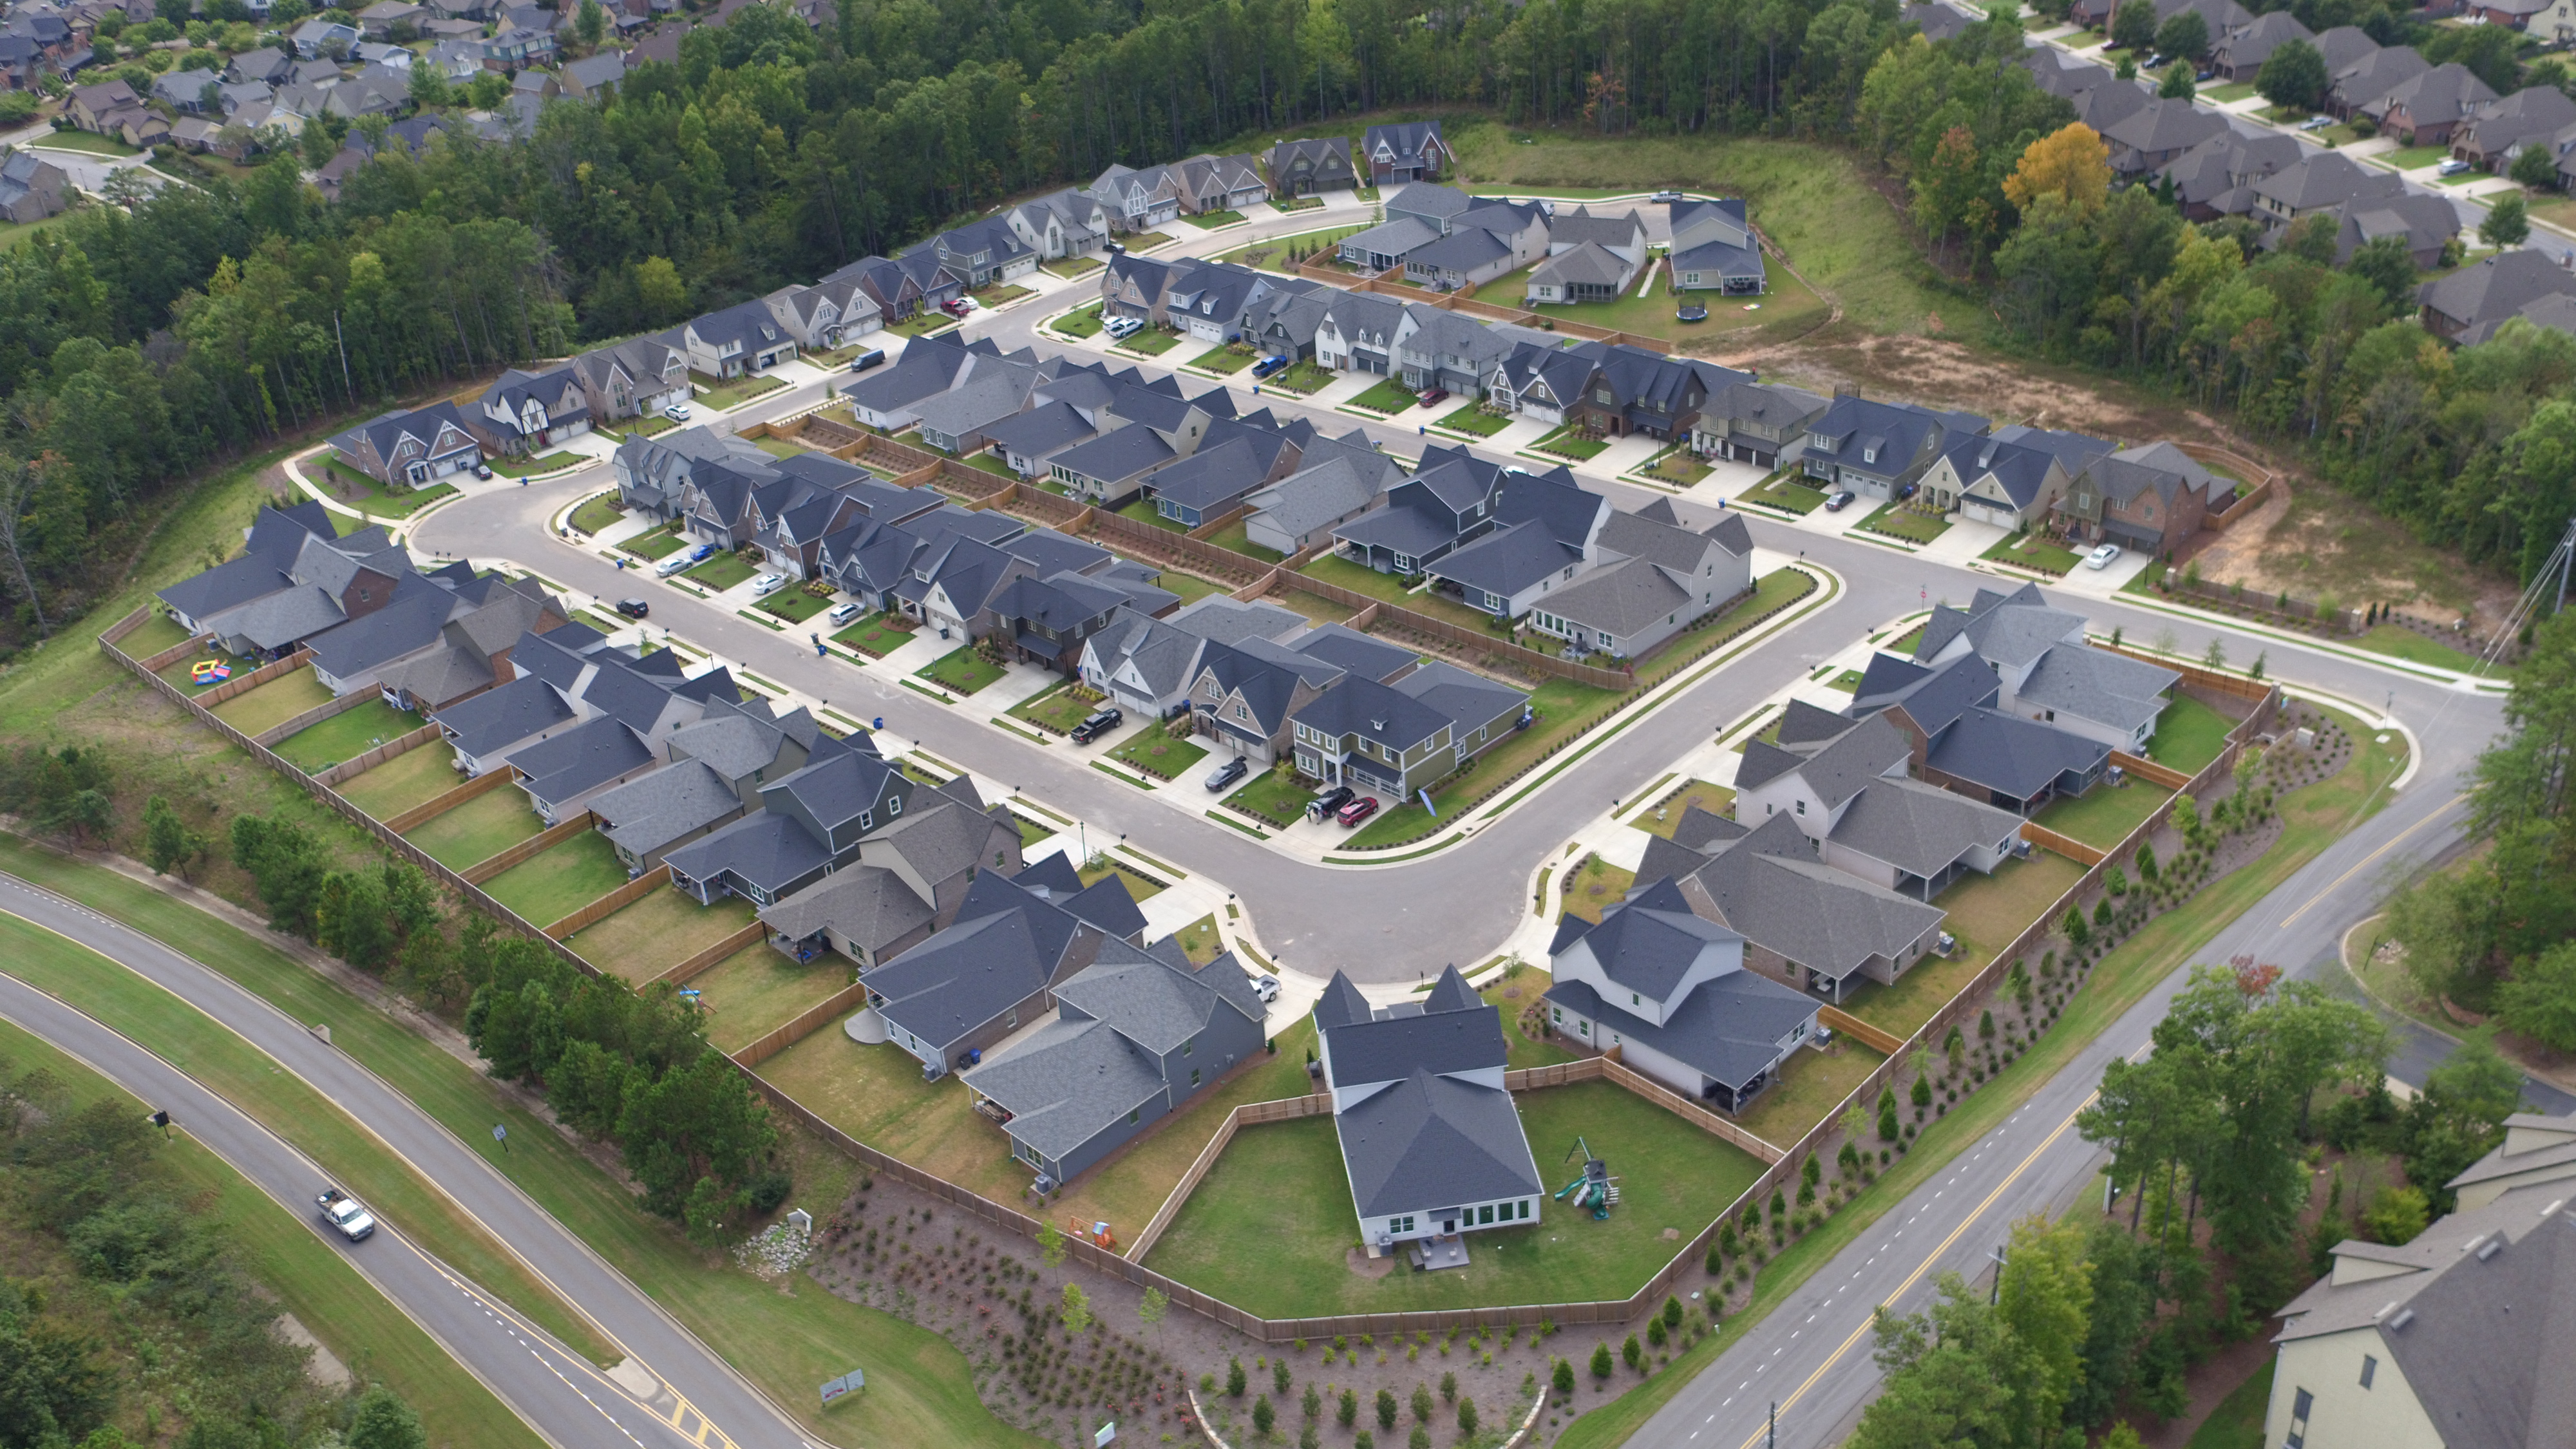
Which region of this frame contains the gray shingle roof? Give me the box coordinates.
[2016,643,2178,735]
[591,758,743,859]
[1336,1068,1544,1219]
[1557,878,1743,1001]
[960,1015,1168,1162]
[1320,991,1507,1089]
[1539,555,1692,638]
[1924,706,2112,801]
[1658,811,1945,981]
[1828,776,2022,878]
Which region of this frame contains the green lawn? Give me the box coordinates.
[565,887,759,984]
[569,492,627,535]
[1345,377,1422,413]
[750,436,810,459]
[0,1008,546,1449]
[1477,256,1833,347]
[1633,567,1816,688]
[335,743,460,819]
[210,668,336,736]
[1206,520,1286,563]
[1116,497,1190,533]
[481,830,632,926]
[1166,913,1224,964]
[1188,343,1256,373]
[1216,225,1368,272]
[1531,424,1611,461]
[2145,693,2237,774]
[1821,668,1865,692]
[620,522,688,560]
[32,129,138,155]
[2353,622,2502,676]
[315,457,460,518]
[1741,473,1828,514]
[1076,858,1168,903]
[486,450,582,477]
[1109,729,1208,780]
[961,451,1017,478]
[1635,449,1713,486]
[834,611,920,658]
[115,611,194,659]
[1841,850,2087,1037]
[1182,209,1249,228]
[685,942,851,1053]
[1050,300,1105,337]
[1126,231,1175,249]
[683,551,758,591]
[2380,144,2449,171]
[1113,327,1182,357]
[1981,531,2081,574]
[1157,569,1230,606]
[1224,766,1319,826]
[689,370,789,411]
[1341,674,1626,850]
[1731,1038,1887,1149]
[402,786,542,869]
[1854,500,1950,545]
[1884,621,1927,656]
[1633,779,1736,838]
[272,699,422,775]
[917,645,1007,694]
[2188,1359,2274,1449]
[1007,680,1099,735]
[1263,359,1338,395]
[756,587,832,623]
[1488,972,1580,1069]
[0,840,1045,1449]
[1041,256,1104,280]
[883,311,959,338]
[2035,779,2172,851]
[1144,1080,1766,1316]
[1558,855,1637,923]
[1435,402,1513,436]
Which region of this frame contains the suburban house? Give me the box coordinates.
[1634,809,1948,1011]
[2318,192,2458,269]
[864,863,1148,1077]
[1668,198,1768,294]
[1523,501,1756,661]
[1336,216,1441,273]
[1077,596,1307,720]
[1183,625,1412,767]
[2262,1126,2576,1449]
[2418,246,2576,345]
[2056,440,2230,558]
[2100,96,2228,177]
[983,564,1180,675]
[2328,44,2429,120]
[1392,305,1556,397]
[1488,339,1611,427]
[304,568,565,702]
[2363,62,2497,146]
[573,695,800,872]
[1003,189,1114,261]
[1800,395,1987,501]
[1690,378,1830,468]
[1526,243,1639,306]
[2450,84,2576,168]
[2210,10,2312,79]
[903,216,1040,289]
[837,328,994,432]
[1911,583,2179,752]
[2249,149,2403,236]
[1264,135,1358,194]
[960,936,1266,1190]
[681,298,799,379]
[468,365,591,456]
[1241,444,1404,556]
[1170,153,1269,213]
[1089,162,1184,231]
[328,401,486,488]
[1311,965,1545,1256]
[1924,426,2107,529]
[0,152,67,224]
[659,739,922,909]
[1848,656,2114,813]
[1144,413,1318,527]
[1566,346,1748,442]
[1384,181,1477,236]
[753,779,1026,967]
[763,276,884,350]
[1314,290,1408,375]
[1360,120,1453,183]
[2157,129,2304,223]
[2448,1108,2576,1211]
[1045,375,1238,507]
[1543,873,1826,1106]
[1288,663,1528,800]
[573,334,692,423]
[1734,710,2025,911]
[156,503,413,660]
[430,625,739,785]
[1401,198,1549,291]
[822,251,963,323]
[1332,443,1508,574]
[1423,464,1609,619]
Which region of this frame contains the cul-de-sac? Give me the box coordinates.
[0,3,2571,1445]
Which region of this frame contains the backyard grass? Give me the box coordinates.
[209,667,336,736]
[1182,209,1248,228]
[685,943,852,1053]
[566,887,759,983]
[683,551,759,591]
[158,641,261,692]
[2036,779,2173,851]
[1295,551,1513,632]
[756,587,832,623]
[1531,424,1609,460]
[962,451,1018,478]
[1840,849,2087,1038]
[481,831,632,927]
[1113,327,1182,357]
[271,699,422,775]
[2353,622,2503,676]
[1732,1039,1886,1149]
[1982,531,2081,574]
[0,1009,547,1449]
[1741,472,1827,514]
[918,645,1007,694]
[486,450,581,477]
[2145,694,2237,774]
[569,492,627,535]
[2186,1360,2274,1449]
[1051,300,1106,338]
[1224,766,1319,826]
[1633,779,1735,838]
[1634,567,1817,688]
[1116,497,1190,533]
[334,744,459,819]
[835,611,919,658]
[116,611,194,659]
[402,786,543,869]
[1488,968,1579,1069]
[1157,569,1229,606]
[620,521,688,560]
[689,370,789,411]
[1206,520,1286,563]
[1076,858,1168,904]
[1344,377,1421,413]
[1007,679,1098,734]
[0,841,1041,1449]
[1145,1079,1766,1316]
[1435,402,1513,436]
[1558,854,1636,923]
[750,435,811,459]
[1108,728,1208,779]
[1041,256,1104,279]
[1188,344,1256,374]
[1853,500,1950,545]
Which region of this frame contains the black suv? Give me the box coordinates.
[1204,757,1249,793]
[1308,785,1354,821]
[1069,707,1123,744]
[614,598,650,619]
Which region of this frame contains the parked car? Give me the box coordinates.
[1069,707,1124,744]
[1104,316,1144,339]
[1824,489,1856,511]
[1334,795,1380,828]
[2436,158,2471,176]
[1676,303,1709,323]
[653,544,713,577]
[663,402,692,421]
[1251,974,1281,1003]
[2298,115,2333,131]
[316,1188,375,1242]
[1896,482,1917,501]
[2085,542,2123,571]
[848,348,886,373]
[473,462,494,479]
[614,598,650,619]
[1419,388,1449,408]
[1651,189,1683,203]
[1308,785,1354,821]
[750,572,790,597]
[942,297,975,317]
[826,601,865,626]
[1205,757,1249,793]
[1251,355,1291,379]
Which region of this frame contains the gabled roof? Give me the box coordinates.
[1292,674,1454,753]
[1828,775,2021,876]
[1656,810,1946,980]
[513,713,657,810]
[1318,969,1508,1089]
[2421,245,2576,332]
[1336,1066,1544,1218]
[591,757,743,859]
[1851,650,2002,738]
[1541,967,1816,1091]
[1337,216,1439,260]
[2016,642,2179,735]
[1926,706,2113,800]
[1913,582,2083,667]
[1738,712,1911,808]
[1557,876,1743,1000]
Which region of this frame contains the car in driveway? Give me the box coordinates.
[848,348,886,373]
[1204,757,1249,793]
[663,402,692,422]
[750,572,790,597]
[1103,316,1144,340]
[2085,542,2123,571]
[1823,489,1856,511]
[317,1188,375,1242]
[1419,388,1448,408]
[1334,795,1379,828]
[2436,158,2472,176]
[1251,974,1281,1003]
[654,544,714,577]
[1251,355,1291,379]
[1676,303,1709,323]
[1068,707,1123,744]
[1307,785,1354,822]
[614,598,650,619]
[826,600,865,626]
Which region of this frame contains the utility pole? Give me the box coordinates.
[1767,1401,1776,1449]
[1989,1245,2009,1305]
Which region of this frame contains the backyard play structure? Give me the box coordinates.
[188,660,232,687]
[1067,1216,1115,1250]
[1554,1137,1620,1220]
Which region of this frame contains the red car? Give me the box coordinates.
[1419,389,1449,408]
[1335,795,1380,828]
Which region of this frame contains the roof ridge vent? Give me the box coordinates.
[2387,1307,2415,1332]
[2477,1238,2503,1261]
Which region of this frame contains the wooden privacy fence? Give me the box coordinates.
[137,631,216,675]
[383,763,518,835]
[2102,646,2277,702]
[2020,820,2107,867]
[1817,1005,1904,1057]
[1266,571,1633,689]
[460,811,599,886]
[651,922,766,986]
[252,687,383,748]
[2108,750,2192,791]
[734,976,869,1068]
[544,864,670,940]
[315,722,442,790]
[196,648,315,708]
[1090,508,1275,585]
[1127,1093,1333,1264]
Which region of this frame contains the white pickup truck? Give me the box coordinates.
[317,1188,375,1242]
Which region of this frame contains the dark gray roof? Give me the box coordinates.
[434,672,574,757]
[1291,623,1417,683]
[1321,990,1506,1088]
[1658,811,1944,981]
[759,863,933,955]
[1336,1068,1544,1218]
[1926,707,2113,800]
[1738,713,1911,808]
[1063,873,1147,942]
[1293,674,1454,753]
[867,909,1059,1053]
[1828,777,2023,877]
[2421,246,2576,332]
[2016,643,2177,735]
[1555,877,1743,1000]
[1395,659,1527,738]
[1050,946,1260,1055]
[1851,651,2002,739]
[1542,971,1817,1090]
[1052,422,1176,483]
[961,1014,1168,1161]
[663,804,830,893]
[507,712,655,811]
[1312,971,1376,1032]
[591,758,743,858]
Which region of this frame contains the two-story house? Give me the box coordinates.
[1090,162,1184,232]
[1264,135,1358,195]
[1567,346,1748,442]
[573,334,691,425]
[864,864,1145,1077]
[903,216,1039,290]
[1668,198,1768,295]
[1289,663,1528,799]
[1423,464,1607,618]
[762,276,883,351]
[1908,582,2181,752]
[1077,596,1307,719]
[1003,189,1115,261]
[1332,443,1507,574]
[1847,653,2113,814]
[752,775,1027,968]
[1314,291,1408,375]
[1689,378,1829,468]
[1924,426,2107,528]
[1486,339,1605,426]
[1312,965,1543,1258]
[2054,440,2227,558]
[469,365,591,456]
[1524,501,1755,661]
[328,400,486,488]
[1360,121,1454,184]
[1544,875,1824,1108]
[585,694,819,872]
[1527,206,1649,303]
[1392,305,1550,397]
[679,298,799,379]
[1800,395,1987,500]
[1734,711,2024,914]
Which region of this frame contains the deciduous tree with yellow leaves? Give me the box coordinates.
[2002,122,2110,216]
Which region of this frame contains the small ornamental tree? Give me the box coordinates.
[1340,1390,1359,1428]
[1912,1073,1933,1112]
[1412,1384,1434,1423]
[1275,1359,1292,1395]
[1980,1008,1996,1040]
[1554,1358,1577,1396]
[2065,906,2092,947]
[1663,1296,1684,1331]
[1591,1342,1614,1380]
[1253,1396,1276,1437]
[1457,1398,1479,1436]
[1378,1387,1399,1428]
[1877,1088,1900,1141]
[2137,842,2159,882]
[1622,1334,1643,1371]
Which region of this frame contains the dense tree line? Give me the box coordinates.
[0,1054,433,1448]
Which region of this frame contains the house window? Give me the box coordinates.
[1477,1204,1493,1225]
[1183,1039,1193,1056]
[1551,1006,1562,1022]
[2286,1388,2311,1449]
[1394,1215,1415,1233]
[888,795,902,816]
[860,810,874,830]
[2359,1356,2376,1389]
[1190,1067,1201,1086]
[1128,1108,1141,1124]
[1631,992,1640,1006]
[1795,800,1806,816]
[1007,1010,1018,1028]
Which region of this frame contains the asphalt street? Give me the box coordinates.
[0,874,822,1449]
